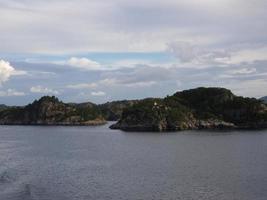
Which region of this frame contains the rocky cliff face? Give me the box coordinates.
[0,97,140,125]
[0,96,106,125]
[1,89,266,129]
[110,87,267,131]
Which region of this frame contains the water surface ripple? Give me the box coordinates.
[0,124,267,200]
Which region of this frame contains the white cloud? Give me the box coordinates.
[1,0,267,103]
[0,59,27,85]
[226,46,267,64]
[69,78,158,90]
[99,78,157,88]
[91,91,106,96]
[0,89,25,97]
[66,83,98,89]
[167,41,199,63]
[66,57,101,70]
[225,79,267,98]
[0,0,266,53]
[167,41,231,64]
[119,80,157,88]
[228,68,257,75]
[28,57,153,71]
[30,85,59,95]
[0,60,15,85]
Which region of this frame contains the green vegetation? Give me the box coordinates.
[0,96,105,125]
[1,88,266,129]
[168,87,267,123]
[99,100,139,121]
[111,87,267,131]
[73,106,102,121]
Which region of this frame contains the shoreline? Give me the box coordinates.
[0,120,107,126]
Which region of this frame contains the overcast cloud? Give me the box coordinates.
[0,0,267,105]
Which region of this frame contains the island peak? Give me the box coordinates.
[110,87,267,131]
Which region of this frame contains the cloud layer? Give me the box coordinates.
[66,57,101,71]
[30,86,59,95]
[0,0,266,53]
[0,89,25,97]
[0,0,267,105]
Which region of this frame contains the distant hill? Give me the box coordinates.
[1,89,267,130]
[99,100,140,121]
[111,87,267,131]
[0,97,140,125]
[98,98,166,121]
[0,104,8,111]
[260,96,267,103]
[0,96,106,125]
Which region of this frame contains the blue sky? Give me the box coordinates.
[0,0,267,105]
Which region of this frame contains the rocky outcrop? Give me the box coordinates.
[110,119,236,131]
[0,96,106,126]
[110,87,267,131]
[1,88,266,129]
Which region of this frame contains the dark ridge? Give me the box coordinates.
[111,87,267,131]
[1,87,267,130]
[0,96,106,125]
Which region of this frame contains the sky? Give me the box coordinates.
[0,0,267,105]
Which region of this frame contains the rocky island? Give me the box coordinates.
[110,87,267,131]
[0,96,106,125]
[0,96,139,126]
[0,87,267,129]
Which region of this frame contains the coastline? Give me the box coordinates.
[0,119,107,126]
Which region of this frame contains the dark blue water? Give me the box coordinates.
[0,123,267,200]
